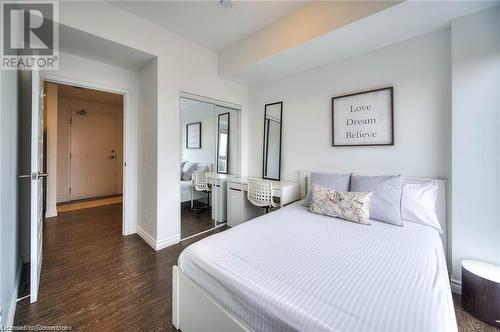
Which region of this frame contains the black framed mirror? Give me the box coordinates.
[262,102,282,181]
[217,112,230,174]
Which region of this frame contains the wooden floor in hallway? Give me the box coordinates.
[14,203,225,331]
[13,203,499,331]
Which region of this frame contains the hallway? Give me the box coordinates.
[14,203,224,330]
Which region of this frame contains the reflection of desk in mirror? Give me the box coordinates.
[227,177,300,227]
[203,172,237,224]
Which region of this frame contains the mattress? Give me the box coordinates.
[178,201,457,332]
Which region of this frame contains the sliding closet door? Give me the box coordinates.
[180,98,216,239]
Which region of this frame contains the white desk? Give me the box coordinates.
[227,177,300,227]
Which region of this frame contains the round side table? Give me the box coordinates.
[461,260,500,327]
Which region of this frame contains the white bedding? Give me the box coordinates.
[178,201,457,332]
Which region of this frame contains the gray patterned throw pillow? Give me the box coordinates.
[309,185,373,225]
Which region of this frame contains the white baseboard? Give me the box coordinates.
[45,209,57,218]
[156,234,180,250]
[5,263,22,328]
[451,278,462,294]
[123,225,137,236]
[136,226,179,251]
[136,226,157,250]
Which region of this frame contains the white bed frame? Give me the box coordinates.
[172,171,448,332]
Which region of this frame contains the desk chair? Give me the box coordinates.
[191,171,211,216]
[247,179,279,214]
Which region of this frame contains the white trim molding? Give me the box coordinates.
[124,226,137,236]
[450,278,462,294]
[45,209,58,218]
[136,226,157,250]
[157,235,181,251]
[136,226,179,251]
[41,72,133,237]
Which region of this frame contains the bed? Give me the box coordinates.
[173,174,456,332]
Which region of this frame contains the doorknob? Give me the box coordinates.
[37,172,49,179]
[108,150,117,160]
[19,172,48,180]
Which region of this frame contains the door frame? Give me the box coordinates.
[42,73,131,235]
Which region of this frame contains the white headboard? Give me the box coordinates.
[299,171,448,264]
[197,163,213,172]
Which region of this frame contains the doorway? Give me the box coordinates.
[18,77,128,303]
[48,83,124,211]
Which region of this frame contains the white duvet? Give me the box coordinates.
[178,202,457,332]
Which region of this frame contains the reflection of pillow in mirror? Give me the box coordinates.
[194,165,208,173]
[303,172,352,207]
[181,161,197,181]
[309,185,372,225]
[181,160,187,178]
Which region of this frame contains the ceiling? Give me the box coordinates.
[219,1,499,84]
[59,23,156,71]
[57,83,124,106]
[110,0,308,51]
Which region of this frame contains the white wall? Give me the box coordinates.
[44,51,140,235]
[181,100,215,166]
[248,30,451,183]
[137,59,158,241]
[0,70,20,328]
[45,83,58,217]
[56,97,123,203]
[451,6,500,285]
[55,2,249,247]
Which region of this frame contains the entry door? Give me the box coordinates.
[69,110,117,200]
[30,70,45,303]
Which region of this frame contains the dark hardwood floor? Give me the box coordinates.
[14,203,499,331]
[181,201,215,239]
[14,203,225,331]
[453,293,500,332]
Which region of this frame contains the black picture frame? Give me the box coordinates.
[216,112,230,174]
[186,122,201,149]
[332,86,394,147]
[262,102,283,181]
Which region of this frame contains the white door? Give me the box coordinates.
[69,111,117,200]
[30,70,45,303]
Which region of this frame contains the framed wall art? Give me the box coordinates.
[186,122,201,149]
[332,87,394,147]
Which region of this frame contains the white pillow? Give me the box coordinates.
[402,182,442,232]
[181,161,197,181]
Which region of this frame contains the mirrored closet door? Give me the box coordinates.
[179,97,240,239]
